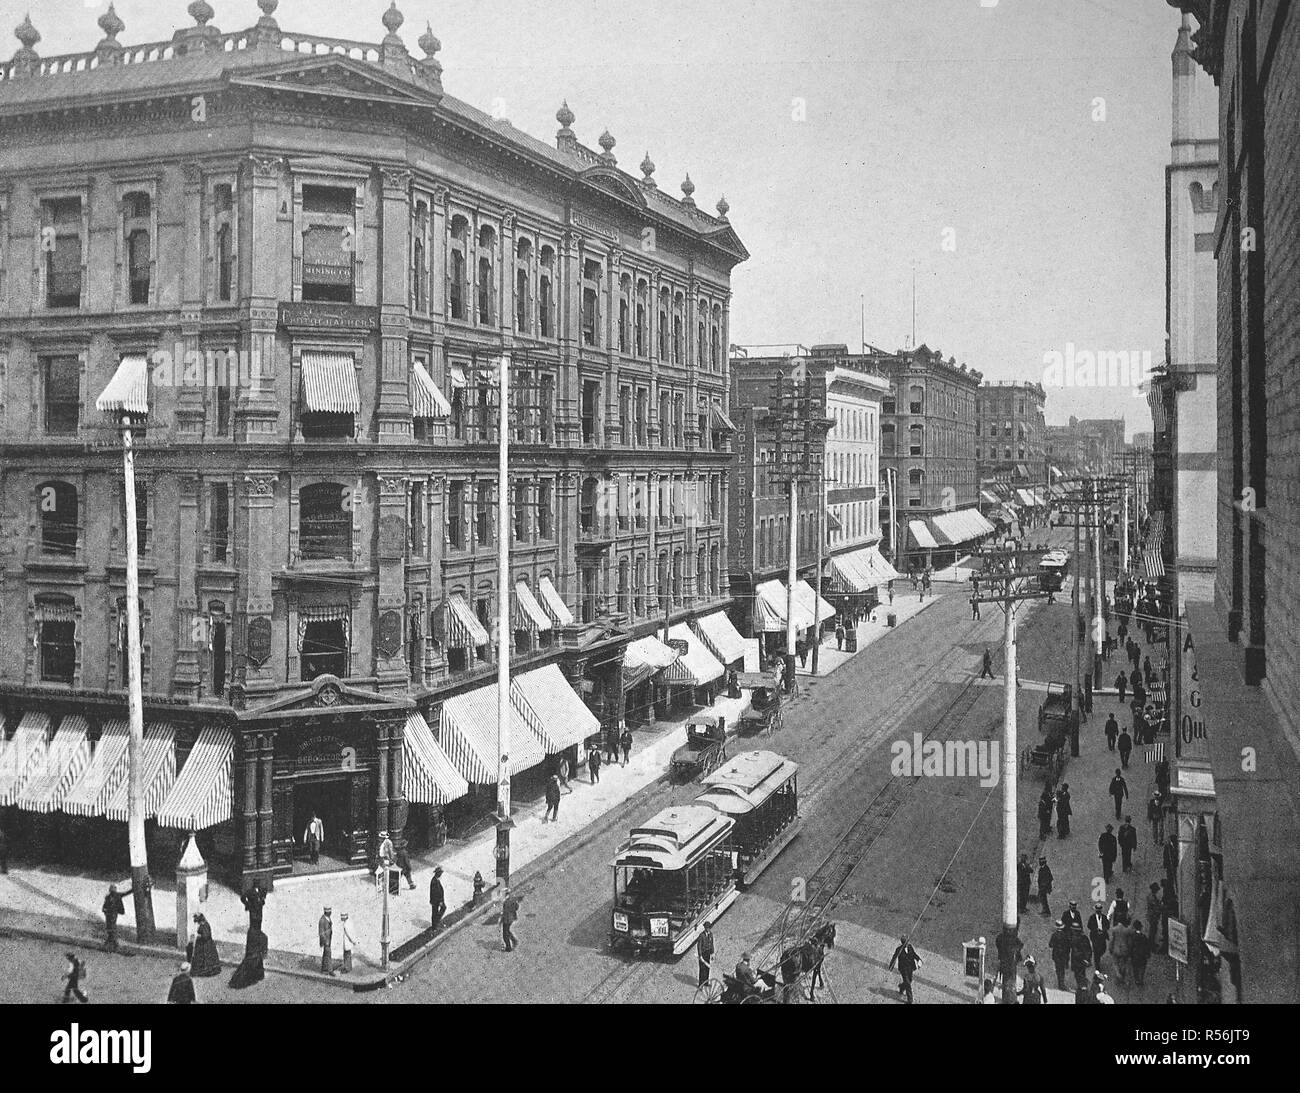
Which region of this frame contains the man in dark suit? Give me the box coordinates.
[429,866,446,931]
[167,961,197,1004]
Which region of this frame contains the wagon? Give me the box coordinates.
[670,715,727,781]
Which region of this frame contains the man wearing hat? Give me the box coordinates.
[429,866,446,931]
[167,961,196,1004]
[1061,898,1083,932]
[1036,856,1054,915]
[1087,902,1111,968]
[888,936,922,1004]
[1019,956,1047,1004]
[319,906,334,976]
[1048,920,1072,990]
[339,911,357,974]
[734,951,758,996]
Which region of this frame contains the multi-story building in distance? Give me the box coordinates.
[0,1,747,887]
[975,380,1047,487]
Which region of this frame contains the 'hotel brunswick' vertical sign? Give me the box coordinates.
[1178,626,1209,760]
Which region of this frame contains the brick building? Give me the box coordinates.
[0,2,746,887]
[974,380,1048,487]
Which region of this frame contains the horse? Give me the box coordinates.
[800,921,837,1000]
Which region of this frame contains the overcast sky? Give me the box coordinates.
[13,0,1188,436]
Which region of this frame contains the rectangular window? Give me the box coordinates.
[301,412,354,439]
[447,481,466,549]
[215,383,231,436]
[538,374,554,443]
[619,386,631,444]
[408,481,426,557]
[581,380,600,445]
[301,619,347,681]
[537,481,553,540]
[40,620,76,683]
[209,483,230,563]
[513,480,529,542]
[476,483,493,546]
[42,356,80,435]
[635,389,648,446]
[301,185,355,302]
[43,197,83,308]
[119,482,150,553]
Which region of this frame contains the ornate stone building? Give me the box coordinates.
[0,1,746,886]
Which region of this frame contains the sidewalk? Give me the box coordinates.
[795,584,944,678]
[0,689,755,984]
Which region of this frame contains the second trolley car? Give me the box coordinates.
[696,750,800,886]
[1038,549,1070,592]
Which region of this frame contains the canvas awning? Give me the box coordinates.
[156,725,235,831]
[446,593,489,648]
[792,579,836,626]
[95,354,149,416]
[514,581,552,634]
[440,682,547,783]
[104,722,176,823]
[1015,464,1030,478]
[622,634,681,689]
[511,664,599,754]
[864,546,900,584]
[690,612,748,666]
[62,719,131,817]
[710,404,738,433]
[909,520,938,551]
[14,714,91,814]
[537,575,575,627]
[0,712,52,806]
[663,623,725,687]
[1016,488,1037,507]
[980,490,1001,506]
[398,712,468,807]
[411,360,451,419]
[301,351,360,413]
[448,363,467,389]
[1142,549,1166,580]
[753,580,809,633]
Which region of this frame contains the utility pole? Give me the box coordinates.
[1092,478,1105,684]
[973,545,1046,1002]
[811,456,826,675]
[494,354,514,888]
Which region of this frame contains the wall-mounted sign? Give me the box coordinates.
[378,514,407,560]
[571,212,620,243]
[279,302,378,331]
[246,616,272,667]
[377,610,403,658]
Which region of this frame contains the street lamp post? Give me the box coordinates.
[495,354,514,887]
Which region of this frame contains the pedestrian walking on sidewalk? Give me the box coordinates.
[396,844,416,891]
[242,880,266,931]
[1115,670,1127,704]
[1109,887,1131,926]
[228,926,267,990]
[1055,783,1072,837]
[797,638,809,668]
[1069,929,1092,991]
[1037,857,1054,915]
[1117,729,1132,769]
[620,727,633,766]
[1098,825,1118,882]
[1146,883,1165,951]
[1118,817,1138,873]
[888,584,894,605]
[1131,923,1152,986]
[980,647,995,680]
[188,913,221,978]
[1104,713,1119,751]
[970,596,981,620]
[61,952,88,1004]
[1109,770,1129,820]
[501,888,521,952]
[1147,792,1165,846]
[339,912,356,974]
[166,961,196,1004]
[102,883,129,951]
[835,621,846,650]
[305,812,324,864]
[605,729,620,766]
[1062,899,1083,933]
[1017,853,1033,913]
[888,936,921,1004]
[318,907,334,976]
[1143,655,1154,685]
[589,745,602,783]
[429,866,446,931]
[1038,787,1055,840]
[1049,921,1071,989]
[697,921,715,987]
[1019,956,1047,1004]
[1087,903,1110,969]
[544,774,561,821]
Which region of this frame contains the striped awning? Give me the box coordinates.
[711,404,738,432]
[793,579,836,625]
[864,546,900,584]
[448,363,467,389]
[103,723,176,823]
[828,552,872,594]
[753,580,814,633]
[446,593,489,648]
[412,361,451,419]
[440,682,547,783]
[690,612,748,666]
[1015,488,1037,507]
[62,719,131,817]
[0,712,52,806]
[622,634,680,690]
[908,519,938,551]
[156,725,234,831]
[301,352,360,413]
[1142,549,1166,580]
[95,354,149,416]
[514,581,552,634]
[980,490,1001,505]
[399,712,468,806]
[663,623,725,687]
[512,664,599,754]
[15,714,91,814]
[537,576,575,627]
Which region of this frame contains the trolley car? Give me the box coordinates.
[610,805,739,955]
[1037,549,1070,593]
[696,751,800,886]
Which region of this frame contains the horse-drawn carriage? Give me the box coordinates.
[736,672,783,736]
[1025,681,1073,781]
[693,921,837,1004]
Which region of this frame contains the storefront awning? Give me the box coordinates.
[514,581,552,634]
[980,490,1001,506]
[622,634,681,690]
[14,714,91,814]
[0,712,52,806]
[412,361,451,419]
[1015,464,1030,478]
[825,510,843,533]
[512,664,599,754]
[711,404,738,433]
[1015,488,1037,507]
[399,712,468,807]
[537,576,575,627]
[754,580,809,633]
[908,519,938,551]
[155,725,235,831]
[793,579,836,626]
[448,363,467,389]
[301,352,360,413]
[62,719,130,817]
[663,623,725,687]
[1142,549,1165,579]
[690,612,748,666]
[104,723,176,823]
[440,682,547,783]
[95,354,149,416]
[446,593,490,649]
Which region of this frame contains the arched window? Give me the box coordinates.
[709,544,720,596]
[711,304,722,369]
[124,192,151,305]
[672,292,684,363]
[881,422,896,456]
[449,216,469,320]
[909,425,924,456]
[216,222,233,302]
[908,384,924,414]
[634,555,647,617]
[696,545,706,600]
[659,390,672,448]
[618,273,631,353]
[208,600,229,697]
[908,468,925,486]
[477,224,497,325]
[581,259,601,346]
[39,480,78,555]
[580,476,599,533]
[657,551,670,613]
[635,280,648,356]
[538,245,554,337]
[671,549,682,606]
[618,557,631,617]
[412,201,429,312]
[299,482,351,560]
[658,287,670,360]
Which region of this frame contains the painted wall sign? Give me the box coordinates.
[246,616,272,667]
[377,609,403,658]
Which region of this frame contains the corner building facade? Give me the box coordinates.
[0,2,746,888]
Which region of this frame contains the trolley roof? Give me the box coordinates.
[613,804,734,870]
[696,750,798,815]
[1039,550,1070,567]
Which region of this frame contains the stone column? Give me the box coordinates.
[172,477,201,699]
[240,155,283,443]
[375,475,410,694]
[258,732,275,869]
[241,473,279,698]
[377,167,413,443]
[375,718,390,857]
[176,164,206,439]
[240,730,259,878]
[388,715,406,847]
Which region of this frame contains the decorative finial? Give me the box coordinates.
[418,22,441,58]
[98,3,124,41]
[716,195,729,219]
[382,1,404,35]
[188,0,214,26]
[556,100,575,131]
[598,129,616,164]
[258,0,279,17]
[14,12,40,51]
[640,151,656,183]
[680,173,696,206]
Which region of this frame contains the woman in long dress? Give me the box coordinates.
[228,925,267,989]
[189,913,222,978]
